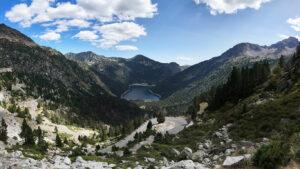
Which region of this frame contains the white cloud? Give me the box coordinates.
[194,0,270,15]
[73,31,99,41]
[287,17,300,32]
[6,0,157,26]
[116,45,139,51]
[76,0,157,21]
[45,19,91,32]
[39,31,61,41]
[94,22,146,48]
[5,0,156,49]
[5,0,53,27]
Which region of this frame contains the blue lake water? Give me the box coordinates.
[121,84,160,102]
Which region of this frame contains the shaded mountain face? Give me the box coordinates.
[153,37,299,114]
[0,24,36,47]
[0,24,142,124]
[66,53,182,96]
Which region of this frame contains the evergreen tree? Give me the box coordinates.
[157,112,165,124]
[101,128,107,141]
[279,55,285,68]
[209,61,270,110]
[124,147,131,156]
[55,133,63,147]
[20,119,35,145]
[63,137,68,144]
[0,118,8,143]
[36,127,48,152]
[146,121,153,131]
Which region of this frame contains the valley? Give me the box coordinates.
[121,84,161,102]
[0,23,300,169]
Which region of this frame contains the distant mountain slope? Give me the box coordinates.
[0,24,142,124]
[66,52,182,96]
[152,37,299,114]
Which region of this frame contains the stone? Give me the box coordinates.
[163,157,169,166]
[180,147,193,159]
[145,157,156,163]
[10,151,23,158]
[203,158,211,166]
[215,132,223,138]
[161,160,208,169]
[213,155,219,161]
[63,157,71,165]
[76,156,85,163]
[222,156,245,167]
[115,150,124,157]
[262,138,269,142]
[225,149,234,156]
[192,150,206,161]
[204,140,212,149]
[171,148,180,157]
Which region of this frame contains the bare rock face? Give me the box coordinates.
[0,24,37,47]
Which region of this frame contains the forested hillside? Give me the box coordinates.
[0,24,143,125]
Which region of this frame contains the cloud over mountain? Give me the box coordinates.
[5,0,156,49]
[194,0,270,15]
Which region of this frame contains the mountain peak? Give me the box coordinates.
[130,55,157,64]
[0,23,36,46]
[221,42,262,58]
[270,37,299,49]
[132,55,151,60]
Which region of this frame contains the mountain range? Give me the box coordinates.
[66,52,184,96]
[66,35,298,114]
[0,23,142,125]
[1,23,299,118]
[152,37,299,113]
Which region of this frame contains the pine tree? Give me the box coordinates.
[55,133,63,147]
[36,127,48,152]
[157,112,165,124]
[124,147,131,156]
[0,118,8,143]
[146,121,153,131]
[20,119,35,145]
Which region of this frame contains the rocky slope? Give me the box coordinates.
[152,37,299,114]
[0,24,142,125]
[66,52,182,96]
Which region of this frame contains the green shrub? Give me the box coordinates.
[253,141,291,169]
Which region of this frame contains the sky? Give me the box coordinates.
[0,0,300,65]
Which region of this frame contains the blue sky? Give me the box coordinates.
[1,0,300,65]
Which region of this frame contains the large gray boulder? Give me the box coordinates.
[180,147,193,159]
[222,156,245,167]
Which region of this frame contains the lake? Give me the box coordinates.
[121,84,160,102]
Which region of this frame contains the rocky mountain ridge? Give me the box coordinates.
[151,37,299,114]
[66,52,182,96]
[0,23,142,124]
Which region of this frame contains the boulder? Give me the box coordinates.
[145,157,156,163]
[203,140,212,149]
[115,150,124,157]
[215,132,223,138]
[161,160,208,169]
[222,156,245,167]
[180,147,193,159]
[192,150,206,161]
[171,148,180,157]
